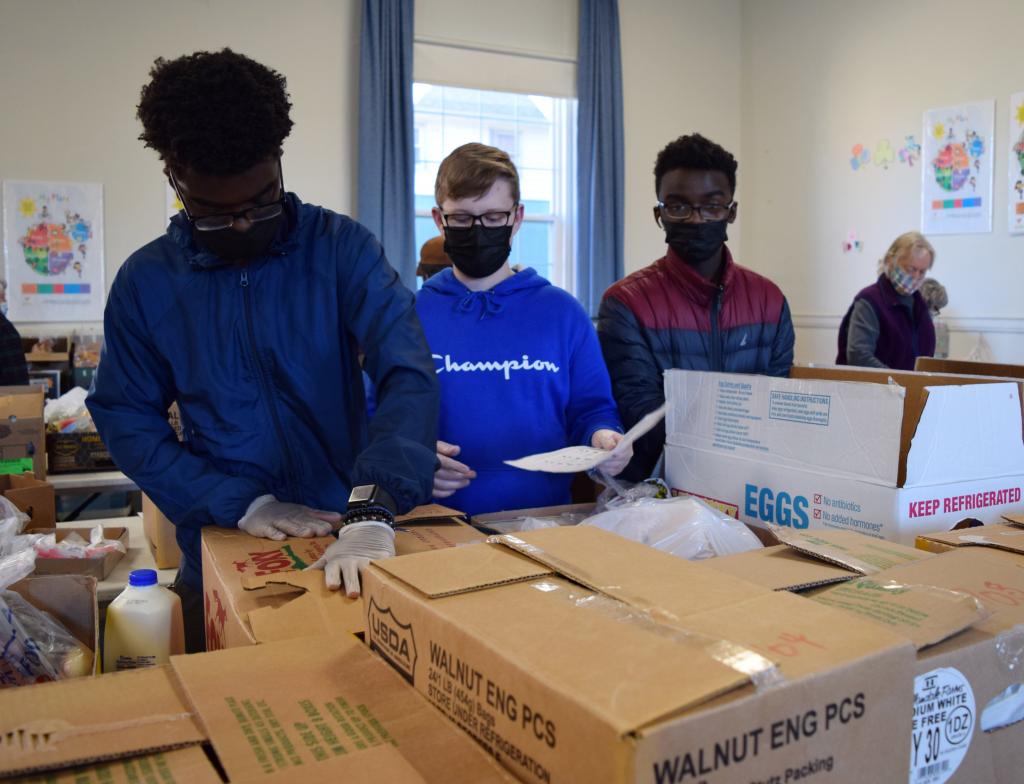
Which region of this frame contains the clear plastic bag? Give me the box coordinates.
[479,512,590,534]
[0,546,94,686]
[581,495,762,560]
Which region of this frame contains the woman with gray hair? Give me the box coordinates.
[836,231,936,370]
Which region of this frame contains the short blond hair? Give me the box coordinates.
[883,231,935,270]
[434,143,520,205]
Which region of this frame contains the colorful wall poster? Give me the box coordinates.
[921,100,995,235]
[2,180,105,322]
[1010,91,1024,235]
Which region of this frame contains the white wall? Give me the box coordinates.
[12,0,1013,366]
[620,0,743,275]
[0,0,360,332]
[741,0,1024,364]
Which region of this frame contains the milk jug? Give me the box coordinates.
[103,569,184,671]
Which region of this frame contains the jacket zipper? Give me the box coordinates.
[240,268,303,501]
[711,285,724,371]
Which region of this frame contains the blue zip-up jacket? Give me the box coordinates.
[87,195,439,590]
[416,268,621,515]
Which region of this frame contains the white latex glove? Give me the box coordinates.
[237,494,341,541]
[591,429,632,476]
[307,521,395,597]
[433,440,476,498]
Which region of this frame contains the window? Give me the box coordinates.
[413,83,577,292]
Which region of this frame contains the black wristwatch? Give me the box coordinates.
[344,484,396,527]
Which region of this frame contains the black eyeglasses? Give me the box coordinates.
[656,201,735,222]
[171,161,286,232]
[439,206,518,229]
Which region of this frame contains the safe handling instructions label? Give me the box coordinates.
[909,667,975,784]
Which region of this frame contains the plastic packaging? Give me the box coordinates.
[0,548,94,686]
[44,386,97,434]
[581,496,762,560]
[103,569,184,672]
[33,524,127,559]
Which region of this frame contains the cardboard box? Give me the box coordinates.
[364,525,927,784]
[0,634,512,783]
[0,473,55,530]
[5,574,98,685]
[664,368,1024,546]
[6,747,223,784]
[811,547,1024,782]
[202,506,485,650]
[30,527,128,580]
[142,493,181,569]
[0,386,45,479]
[704,527,934,592]
[915,356,1024,379]
[45,431,117,473]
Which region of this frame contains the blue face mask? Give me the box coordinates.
[0,303,7,317]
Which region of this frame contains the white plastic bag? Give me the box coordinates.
[581,496,762,560]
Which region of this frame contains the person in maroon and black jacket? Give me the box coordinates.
[598,133,794,481]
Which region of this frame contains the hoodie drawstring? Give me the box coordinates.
[456,290,505,320]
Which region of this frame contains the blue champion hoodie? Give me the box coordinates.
[416,267,621,515]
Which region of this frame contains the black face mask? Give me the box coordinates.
[193,213,283,262]
[443,225,513,279]
[664,219,729,264]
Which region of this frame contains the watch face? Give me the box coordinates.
[349,485,376,505]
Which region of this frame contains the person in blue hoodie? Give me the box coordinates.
[86,50,438,649]
[417,143,630,515]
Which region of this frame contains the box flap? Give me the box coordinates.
[1004,513,1024,528]
[790,365,1024,486]
[770,527,933,574]
[372,541,552,597]
[0,666,204,777]
[915,356,1024,379]
[678,590,912,680]
[701,545,858,591]
[919,523,1024,555]
[812,565,989,650]
[170,633,512,783]
[492,526,771,617]
[232,744,430,783]
[664,369,904,485]
[242,570,365,642]
[394,503,464,524]
[25,747,224,784]
[905,383,1024,487]
[411,575,761,733]
[393,517,487,553]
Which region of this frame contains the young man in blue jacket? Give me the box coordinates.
[87,50,438,649]
[599,133,794,481]
[417,143,630,515]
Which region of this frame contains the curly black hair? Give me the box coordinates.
[654,133,737,195]
[137,48,293,176]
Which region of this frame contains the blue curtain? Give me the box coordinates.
[576,0,625,316]
[357,0,416,288]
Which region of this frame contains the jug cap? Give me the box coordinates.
[129,569,158,587]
